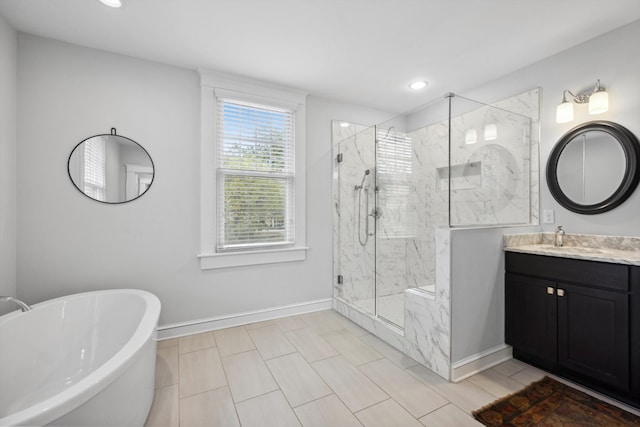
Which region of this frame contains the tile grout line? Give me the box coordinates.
[259,323,365,421]
[158,310,562,426]
[262,351,333,410]
[290,327,391,423]
[307,354,391,419]
[212,337,244,426]
[356,360,448,421]
[157,310,640,426]
[232,325,306,426]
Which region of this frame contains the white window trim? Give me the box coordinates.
[198,70,308,269]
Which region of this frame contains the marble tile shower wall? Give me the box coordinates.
[500,89,540,226]
[332,124,376,310]
[411,89,539,227]
[374,166,411,298]
[448,93,538,226]
[332,89,539,380]
[332,88,540,312]
[402,89,540,296]
[405,121,450,294]
[374,239,408,297]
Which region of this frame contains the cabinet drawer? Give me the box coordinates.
[506,252,629,291]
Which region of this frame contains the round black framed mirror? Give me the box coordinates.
[68,128,154,204]
[546,120,640,214]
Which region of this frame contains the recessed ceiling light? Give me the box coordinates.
[99,0,123,8]
[409,81,428,90]
[339,122,350,128]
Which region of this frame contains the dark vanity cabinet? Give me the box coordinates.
[505,251,640,407]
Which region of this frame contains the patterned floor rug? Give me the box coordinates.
[473,376,640,426]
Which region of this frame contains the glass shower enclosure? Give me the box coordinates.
[332,90,538,329]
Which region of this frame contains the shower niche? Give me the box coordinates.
[332,89,540,380]
[436,161,481,191]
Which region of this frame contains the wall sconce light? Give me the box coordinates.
[465,129,477,145]
[556,79,608,123]
[484,124,497,141]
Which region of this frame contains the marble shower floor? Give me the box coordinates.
[353,293,405,328]
[146,309,640,427]
[352,285,435,328]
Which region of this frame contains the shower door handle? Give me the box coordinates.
[365,188,374,237]
[356,170,375,245]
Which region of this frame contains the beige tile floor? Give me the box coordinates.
[145,309,640,427]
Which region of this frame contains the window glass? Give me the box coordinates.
[216,99,295,250]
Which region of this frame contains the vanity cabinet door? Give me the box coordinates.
[505,273,557,368]
[557,282,630,392]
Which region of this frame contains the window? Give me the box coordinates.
[217,99,295,250]
[198,71,307,269]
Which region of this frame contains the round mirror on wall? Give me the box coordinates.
[68,128,154,203]
[546,121,640,214]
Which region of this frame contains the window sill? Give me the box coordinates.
[198,246,308,270]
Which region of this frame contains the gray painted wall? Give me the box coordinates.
[449,20,640,363]
[463,19,640,236]
[12,19,640,341]
[450,226,536,363]
[15,34,391,326]
[0,15,17,315]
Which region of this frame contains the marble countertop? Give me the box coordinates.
[504,232,640,266]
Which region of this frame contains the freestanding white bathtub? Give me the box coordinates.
[0,289,161,426]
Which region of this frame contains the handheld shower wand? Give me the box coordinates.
[355,169,370,190]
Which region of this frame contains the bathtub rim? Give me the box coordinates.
[0,288,161,426]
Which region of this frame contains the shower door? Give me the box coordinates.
[333,90,538,332]
[333,122,416,328]
[334,124,377,315]
[333,121,419,328]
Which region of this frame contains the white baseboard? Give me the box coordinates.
[451,344,513,382]
[156,298,333,340]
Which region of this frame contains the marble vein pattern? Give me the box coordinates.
[404,228,452,379]
[334,275,452,382]
[330,89,539,382]
[333,123,377,308]
[504,232,640,265]
[447,102,533,226]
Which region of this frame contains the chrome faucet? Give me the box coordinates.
[0,296,33,312]
[555,226,565,247]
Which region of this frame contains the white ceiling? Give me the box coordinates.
[1,0,639,113]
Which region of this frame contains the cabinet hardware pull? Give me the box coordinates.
[547,286,555,295]
[557,289,565,297]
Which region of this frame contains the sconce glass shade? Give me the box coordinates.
[484,124,497,141]
[589,90,609,114]
[465,129,477,145]
[556,101,574,124]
